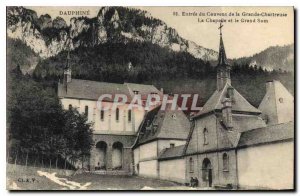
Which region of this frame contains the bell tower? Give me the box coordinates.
[63,42,72,92]
[216,23,231,91]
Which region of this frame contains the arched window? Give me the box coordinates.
[116,108,119,121]
[189,157,194,173]
[85,106,88,117]
[68,104,72,110]
[203,128,208,145]
[128,110,131,122]
[223,153,229,171]
[100,110,104,121]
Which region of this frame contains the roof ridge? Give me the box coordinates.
[242,121,293,134]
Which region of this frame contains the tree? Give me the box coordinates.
[62,109,94,168]
[7,68,94,169]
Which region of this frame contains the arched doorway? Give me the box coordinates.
[95,141,107,170]
[202,158,213,187]
[112,142,123,170]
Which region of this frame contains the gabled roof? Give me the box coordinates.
[194,83,261,118]
[135,104,190,146]
[158,145,185,160]
[238,121,294,148]
[58,79,160,102]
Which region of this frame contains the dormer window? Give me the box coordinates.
[170,143,175,148]
[133,90,139,95]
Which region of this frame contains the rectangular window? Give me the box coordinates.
[85,106,88,117]
[100,110,104,121]
[116,108,119,121]
[128,110,132,122]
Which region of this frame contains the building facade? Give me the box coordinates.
[58,57,162,173]
[57,25,294,189]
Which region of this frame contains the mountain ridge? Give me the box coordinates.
[7,6,218,61]
[232,44,294,72]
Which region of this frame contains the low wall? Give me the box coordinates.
[159,158,186,184]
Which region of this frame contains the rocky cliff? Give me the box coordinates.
[7,6,218,61]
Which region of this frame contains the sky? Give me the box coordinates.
[27,6,294,58]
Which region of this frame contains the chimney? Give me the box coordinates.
[221,98,233,128]
[226,87,235,103]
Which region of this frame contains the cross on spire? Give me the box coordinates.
[216,22,231,91]
[218,22,223,35]
[217,22,228,66]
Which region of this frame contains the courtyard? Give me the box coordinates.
[7,164,197,190]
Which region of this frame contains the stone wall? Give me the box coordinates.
[89,134,136,173]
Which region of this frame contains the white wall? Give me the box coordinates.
[159,158,186,183]
[259,81,294,125]
[139,160,158,178]
[60,98,145,135]
[274,82,294,124]
[135,141,158,177]
[139,141,158,160]
[237,141,294,189]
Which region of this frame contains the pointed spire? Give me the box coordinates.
[63,37,72,86]
[65,38,71,70]
[216,23,231,91]
[217,22,228,66]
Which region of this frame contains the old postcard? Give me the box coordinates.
[6,6,294,190]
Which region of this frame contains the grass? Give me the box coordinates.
[7,164,182,190]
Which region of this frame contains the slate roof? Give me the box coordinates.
[237,121,294,148]
[58,79,160,102]
[135,104,190,146]
[158,145,185,160]
[124,83,161,100]
[231,115,266,133]
[194,83,261,118]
